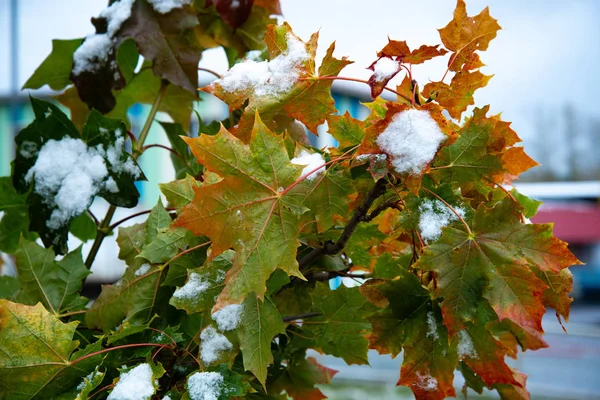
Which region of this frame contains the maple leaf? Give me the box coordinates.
[302,283,375,365]
[327,112,366,149]
[237,295,285,387]
[174,114,309,307]
[377,39,448,64]
[415,197,579,336]
[0,177,33,253]
[206,0,255,29]
[205,23,352,141]
[273,353,338,400]
[438,0,501,72]
[22,39,83,91]
[14,238,90,316]
[423,68,493,120]
[0,301,104,399]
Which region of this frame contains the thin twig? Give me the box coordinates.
[87,210,99,226]
[109,208,175,231]
[282,312,322,322]
[198,67,222,79]
[142,144,189,165]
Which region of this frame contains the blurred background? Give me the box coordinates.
[0,0,599,398]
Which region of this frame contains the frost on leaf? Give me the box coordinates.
[418,199,465,243]
[187,371,225,400]
[375,108,446,174]
[367,57,401,98]
[200,326,233,364]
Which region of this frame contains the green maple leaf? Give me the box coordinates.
[430,108,503,184]
[0,301,104,399]
[302,283,375,365]
[170,250,234,314]
[13,99,143,254]
[22,39,83,91]
[327,112,366,149]
[237,295,285,387]
[174,114,308,306]
[205,23,352,141]
[414,197,579,336]
[0,177,34,253]
[14,239,89,316]
[55,366,105,400]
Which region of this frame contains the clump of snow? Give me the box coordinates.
[375,109,446,174]
[200,326,232,364]
[106,130,141,177]
[135,264,151,277]
[291,150,326,181]
[217,33,309,98]
[73,34,113,75]
[99,0,135,36]
[416,372,438,391]
[107,363,155,400]
[173,272,210,300]
[23,133,138,231]
[457,330,477,359]
[73,0,134,75]
[425,311,439,340]
[418,199,465,243]
[211,304,244,331]
[372,57,400,82]
[163,396,172,400]
[187,372,225,400]
[147,0,191,14]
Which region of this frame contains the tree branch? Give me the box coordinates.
[298,178,388,270]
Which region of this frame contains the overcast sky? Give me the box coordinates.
[1,0,599,143]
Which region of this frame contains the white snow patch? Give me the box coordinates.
[457,330,477,359]
[372,57,400,82]
[99,0,135,36]
[107,363,155,400]
[135,264,151,277]
[211,304,244,331]
[217,33,309,98]
[291,150,326,181]
[77,370,99,391]
[416,372,438,391]
[173,272,210,300]
[24,135,138,231]
[73,0,134,75]
[418,199,465,243]
[163,396,172,400]
[425,311,439,340]
[105,176,119,193]
[73,34,113,75]
[187,371,225,400]
[147,0,191,13]
[200,326,232,364]
[356,153,387,163]
[375,109,446,174]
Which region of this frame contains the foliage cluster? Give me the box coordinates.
[0,1,580,399]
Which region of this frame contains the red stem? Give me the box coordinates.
[198,67,222,79]
[71,343,169,366]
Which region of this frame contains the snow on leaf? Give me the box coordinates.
[418,199,465,243]
[187,371,224,400]
[173,115,308,307]
[374,108,447,174]
[290,150,326,181]
[170,251,233,314]
[147,0,191,14]
[107,362,165,400]
[205,23,351,141]
[212,303,244,331]
[200,326,234,365]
